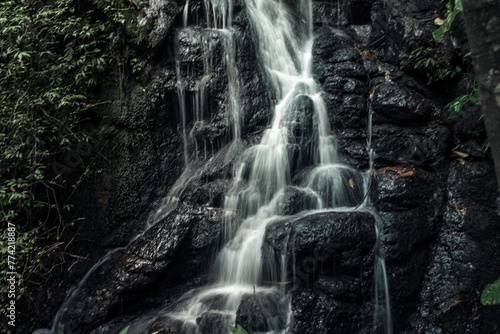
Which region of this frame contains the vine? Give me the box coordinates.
[0,0,128,326]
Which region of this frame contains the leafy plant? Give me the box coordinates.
[481,278,500,305]
[0,0,121,323]
[229,324,249,334]
[446,80,480,119]
[433,0,463,41]
[119,325,131,334]
[401,47,462,83]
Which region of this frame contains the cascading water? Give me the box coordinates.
[137,0,378,331]
[52,0,393,332]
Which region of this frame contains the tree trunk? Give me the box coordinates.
[461,0,500,189]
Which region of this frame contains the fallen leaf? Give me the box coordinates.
[380,166,416,177]
[384,70,392,82]
[451,201,468,215]
[348,178,355,189]
[452,150,469,158]
[434,17,445,26]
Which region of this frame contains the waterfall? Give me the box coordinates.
[51,0,393,332]
[150,0,370,330]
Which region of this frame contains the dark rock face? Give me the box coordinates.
[147,314,198,334]
[262,212,376,333]
[263,212,376,287]
[197,312,233,334]
[56,203,225,333]
[41,0,500,333]
[236,292,288,332]
[408,161,500,334]
[292,288,374,334]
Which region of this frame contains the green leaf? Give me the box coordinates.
[432,0,463,40]
[470,91,480,105]
[446,94,469,120]
[432,10,458,40]
[481,278,500,305]
[228,324,249,334]
[118,325,130,334]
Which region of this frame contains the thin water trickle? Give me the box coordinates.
[183,0,189,27]
[364,57,393,333]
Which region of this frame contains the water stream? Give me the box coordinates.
[52,0,392,332]
[145,0,379,330]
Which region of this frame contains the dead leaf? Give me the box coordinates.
[369,88,375,100]
[440,295,465,313]
[457,158,466,165]
[434,17,445,26]
[384,70,392,82]
[348,178,355,189]
[380,166,416,177]
[451,201,468,215]
[362,49,378,60]
[452,150,469,158]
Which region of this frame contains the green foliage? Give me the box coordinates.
[432,0,463,41]
[229,324,249,334]
[119,325,131,334]
[446,77,480,119]
[481,278,500,305]
[401,46,462,83]
[0,0,120,318]
[401,0,467,84]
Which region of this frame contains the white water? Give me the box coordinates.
[52,0,393,332]
[160,0,369,331]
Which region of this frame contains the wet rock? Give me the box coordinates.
[177,29,225,84]
[286,95,315,138]
[371,83,440,123]
[312,1,349,26]
[377,208,441,262]
[148,314,197,334]
[306,164,366,207]
[348,24,373,46]
[278,187,319,215]
[323,60,368,82]
[263,212,375,286]
[374,167,444,211]
[333,128,369,169]
[407,160,500,334]
[233,14,273,136]
[235,291,288,332]
[372,123,450,170]
[56,204,224,332]
[315,276,365,302]
[323,76,368,96]
[345,0,373,25]
[143,0,182,48]
[291,289,373,334]
[445,161,499,234]
[385,0,439,17]
[284,95,316,173]
[196,312,232,334]
[313,26,366,83]
[449,104,488,160]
